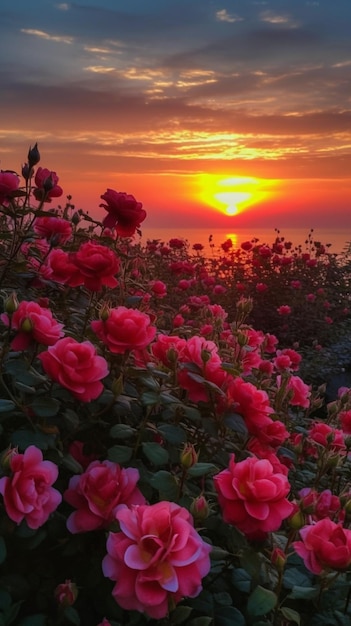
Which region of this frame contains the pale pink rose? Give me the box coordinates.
[293,518,351,574]
[177,335,227,403]
[38,337,109,402]
[102,501,211,619]
[0,171,20,206]
[64,461,146,533]
[73,241,120,291]
[91,306,156,354]
[0,445,62,529]
[34,215,72,245]
[46,249,84,287]
[1,300,64,350]
[214,454,293,537]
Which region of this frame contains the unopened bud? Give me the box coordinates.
[54,580,78,607]
[201,349,211,364]
[21,318,33,333]
[0,446,18,472]
[190,494,210,522]
[72,211,81,226]
[27,143,40,168]
[99,303,110,321]
[21,163,33,181]
[271,547,286,573]
[4,292,19,314]
[180,443,198,469]
[43,174,55,193]
[288,509,305,530]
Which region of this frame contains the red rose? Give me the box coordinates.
[91,306,156,354]
[38,336,109,402]
[33,167,63,202]
[64,461,146,533]
[214,454,293,537]
[1,300,64,350]
[100,189,146,236]
[34,216,72,245]
[0,171,20,206]
[73,241,120,291]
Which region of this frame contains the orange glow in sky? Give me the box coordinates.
[2,1,351,230]
[197,175,274,217]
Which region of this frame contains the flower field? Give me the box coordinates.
[1,145,351,625]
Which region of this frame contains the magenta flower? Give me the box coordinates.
[100,189,146,236]
[0,445,62,529]
[1,300,64,350]
[102,501,211,619]
[293,518,351,575]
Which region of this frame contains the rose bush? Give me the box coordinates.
[1,145,351,625]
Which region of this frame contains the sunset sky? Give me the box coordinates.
[2,0,351,229]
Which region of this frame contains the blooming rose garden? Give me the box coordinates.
[1,145,351,625]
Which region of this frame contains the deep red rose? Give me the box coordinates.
[33,167,63,202]
[100,189,146,236]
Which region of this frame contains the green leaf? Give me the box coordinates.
[150,470,179,500]
[19,616,47,626]
[247,585,277,617]
[0,399,16,413]
[63,606,80,625]
[224,413,248,435]
[11,429,56,451]
[187,463,217,477]
[141,391,160,406]
[280,607,301,625]
[283,567,312,589]
[109,424,136,439]
[157,424,187,445]
[107,444,133,463]
[231,567,252,593]
[288,585,319,600]
[4,361,46,385]
[215,606,245,626]
[142,442,169,465]
[170,606,193,624]
[188,618,213,626]
[30,396,60,417]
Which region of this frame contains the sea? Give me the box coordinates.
[138,226,351,256]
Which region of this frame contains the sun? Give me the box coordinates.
[196,174,272,217]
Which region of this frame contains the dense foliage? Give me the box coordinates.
[0,146,351,626]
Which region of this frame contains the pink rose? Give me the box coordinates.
[46,249,84,287]
[0,445,62,529]
[97,620,111,626]
[73,241,120,291]
[34,216,72,245]
[1,300,64,350]
[102,501,211,619]
[100,189,146,236]
[91,306,156,354]
[64,461,146,533]
[293,518,351,574]
[278,374,311,408]
[177,335,227,403]
[308,422,345,452]
[214,454,293,537]
[38,336,109,402]
[33,167,63,201]
[222,377,274,437]
[0,171,20,206]
[151,334,187,368]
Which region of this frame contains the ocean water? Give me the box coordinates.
[139,226,351,256]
